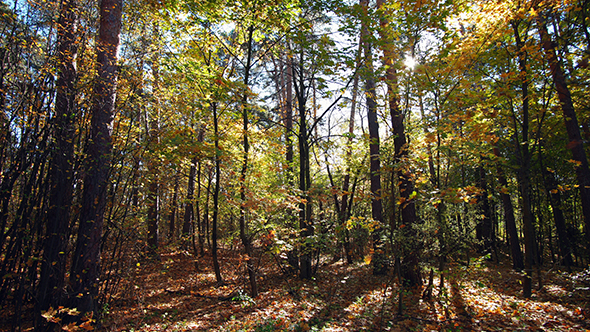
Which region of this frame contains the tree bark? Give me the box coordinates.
[293,39,313,280]
[539,144,574,267]
[512,19,536,298]
[38,0,79,315]
[537,13,590,257]
[238,25,258,296]
[494,147,524,270]
[360,0,386,276]
[69,0,121,319]
[376,0,421,286]
[168,173,179,241]
[183,157,196,237]
[339,40,361,265]
[212,102,223,283]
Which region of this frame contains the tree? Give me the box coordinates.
[38,0,79,315]
[536,4,590,258]
[359,0,386,275]
[69,0,122,319]
[376,0,421,286]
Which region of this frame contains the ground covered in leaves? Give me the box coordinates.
[101,247,590,331]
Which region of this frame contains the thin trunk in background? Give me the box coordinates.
[168,173,179,241]
[212,102,223,283]
[183,157,196,237]
[340,39,361,265]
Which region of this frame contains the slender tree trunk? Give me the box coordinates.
[512,20,536,298]
[360,0,386,275]
[292,40,313,280]
[38,0,79,316]
[537,13,590,257]
[69,0,121,319]
[376,0,421,286]
[183,157,196,237]
[539,144,573,267]
[339,40,361,265]
[168,173,179,241]
[212,102,223,283]
[494,147,524,270]
[204,166,212,251]
[283,51,299,271]
[146,112,160,256]
[478,165,493,253]
[197,162,205,256]
[239,25,258,296]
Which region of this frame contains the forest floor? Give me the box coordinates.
[100,247,590,332]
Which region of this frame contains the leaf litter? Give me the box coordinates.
[102,248,589,331]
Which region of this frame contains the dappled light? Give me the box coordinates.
[96,247,589,331]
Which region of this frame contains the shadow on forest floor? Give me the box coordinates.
[95,247,589,331]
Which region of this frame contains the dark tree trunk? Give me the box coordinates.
[339,41,361,265]
[360,0,386,276]
[494,147,524,270]
[291,36,313,280]
[376,0,421,286]
[183,157,196,236]
[478,165,493,253]
[69,0,121,320]
[540,152,574,267]
[283,52,299,271]
[538,13,590,257]
[38,0,79,315]
[512,19,536,298]
[212,103,222,283]
[238,25,258,296]
[146,93,160,256]
[168,173,179,241]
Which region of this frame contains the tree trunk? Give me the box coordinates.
[69,0,121,320]
[168,173,179,241]
[540,146,574,267]
[183,157,196,237]
[360,0,386,276]
[512,19,536,298]
[38,0,79,315]
[494,147,524,270]
[283,51,299,271]
[537,13,590,257]
[212,102,223,284]
[339,40,361,265]
[238,25,258,296]
[293,41,313,280]
[146,112,160,256]
[478,165,493,254]
[376,0,421,286]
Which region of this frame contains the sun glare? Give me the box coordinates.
[404,55,417,70]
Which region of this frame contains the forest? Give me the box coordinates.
[0,0,589,330]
